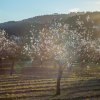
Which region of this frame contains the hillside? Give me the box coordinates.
[0,12,84,37]
[0,12,100,39]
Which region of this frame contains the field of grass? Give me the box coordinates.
[0,66,100,100]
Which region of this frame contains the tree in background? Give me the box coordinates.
[0,30,20,75]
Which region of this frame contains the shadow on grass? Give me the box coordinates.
[46,78,100,100]
[63,78,100,100]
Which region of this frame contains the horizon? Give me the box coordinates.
[0,0,100,23]
[0,11,100,24]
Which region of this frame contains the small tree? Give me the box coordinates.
[0,30,20,75]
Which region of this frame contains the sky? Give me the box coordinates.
[0,0,100,23]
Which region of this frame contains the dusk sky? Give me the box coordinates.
[0,0,100,23]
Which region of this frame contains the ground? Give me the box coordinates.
[0,66,100,100]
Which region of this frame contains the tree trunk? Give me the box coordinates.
[56,65,63,95]
[0,58,2,68]
[10,60,15,76]
[40,59,43,67]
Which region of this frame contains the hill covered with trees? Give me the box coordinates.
[0,12,100,74]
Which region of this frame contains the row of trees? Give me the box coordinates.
[0,16,100,94]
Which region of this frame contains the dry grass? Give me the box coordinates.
[0,66,100,100]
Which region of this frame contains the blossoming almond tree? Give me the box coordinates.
[30,16,100,95]
[31,22,81,95]
[0,30,20,75]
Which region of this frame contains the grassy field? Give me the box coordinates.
[0,66,100,100]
